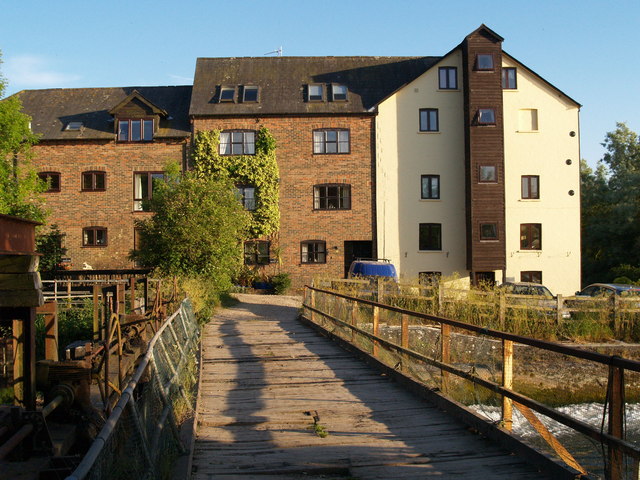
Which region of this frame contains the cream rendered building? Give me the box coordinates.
[375,26,581,295]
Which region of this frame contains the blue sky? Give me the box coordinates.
[1,0,638,167]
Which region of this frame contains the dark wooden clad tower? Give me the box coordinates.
[462,25,506,280]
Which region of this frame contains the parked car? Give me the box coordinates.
[499,282,570,319]
[576,283,640,297]
[348,259,398,281]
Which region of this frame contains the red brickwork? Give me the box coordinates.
[31,139,188,270]
[193,115,375,287]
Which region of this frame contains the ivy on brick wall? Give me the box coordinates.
[192,127,279,238]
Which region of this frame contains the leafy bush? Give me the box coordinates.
[35,300,93,360]
[271,273,291,295]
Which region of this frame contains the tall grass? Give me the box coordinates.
[334,275,634,343]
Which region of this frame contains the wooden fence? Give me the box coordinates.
[304,285,640,480]
[325,279,640,339]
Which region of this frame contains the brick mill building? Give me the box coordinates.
[14,25,581,293]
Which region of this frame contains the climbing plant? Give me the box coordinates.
[192,127,279,238]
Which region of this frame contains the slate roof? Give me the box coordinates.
[189,56,441,116]
[15,86,192,140]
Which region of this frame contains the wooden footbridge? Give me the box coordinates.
[190,293,582,479]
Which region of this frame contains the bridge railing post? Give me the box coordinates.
[502,339,513,431]
[440,323,450,393]
[372,305,380,358]
[401,313,409,373]
[607,362,625,480]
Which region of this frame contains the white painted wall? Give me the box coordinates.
[376,51,469,284]
[502,55,581,296]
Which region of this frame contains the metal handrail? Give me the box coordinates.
[304,285,640,479]
[65,298,197,480]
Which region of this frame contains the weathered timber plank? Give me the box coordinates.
[192,294,557,480]
[0,272,42,290]
[0,254,39,273]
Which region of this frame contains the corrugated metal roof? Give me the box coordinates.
[15,86,192,140]
[189,56,441,116]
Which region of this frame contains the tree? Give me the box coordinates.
[130,163,250,293]
[0,51,44,222]
[581,123,640,284]
[35,225,67,274]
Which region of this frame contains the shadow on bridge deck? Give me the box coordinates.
[189,293,565,480]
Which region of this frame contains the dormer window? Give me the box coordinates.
[308,84,323,102]
[118,119,153,142]
[477,108,496,125]
[65,121,83,131]
[242,86,259,102]
[332,84,348,101]
[220,86,236,102]
[476,54,494,71]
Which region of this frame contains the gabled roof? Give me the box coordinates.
[15,86,192,140]
[108,89,169,117]
[189,56,441,116]
[502,52,581,107]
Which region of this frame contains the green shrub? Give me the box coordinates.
[271,273,291,295]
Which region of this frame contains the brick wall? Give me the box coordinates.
[31,139,188,270]
[193,115,375,288]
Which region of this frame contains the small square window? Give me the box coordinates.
[478,108,496,125]
[134,172,164,211]
[308,84,324,102]
[520,223,542,250]
[83,227,107,247]
[82,171,106,191]
[220,87,235,102]
[419,223,442,251]
[420,175,440,199]
[301,240,327,264]
[480,223,498,240]
[476,54,494,71]
[419,108,439,132]
[479,165,497,183]
[219,130,256,155]
[243,86,259,102]
[235,185,256,210]
[313,129,349,154]
[438,67,457,89]
[244,240,270,265]
[38,172,60,193]
[332,84,348,101]
[521,175,540,199]
[502,67,517,89]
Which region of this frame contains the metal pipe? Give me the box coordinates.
[0,424,33,460]
[42,394,65,418]
[0,394,64,460]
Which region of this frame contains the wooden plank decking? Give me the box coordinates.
[191,294,554,479]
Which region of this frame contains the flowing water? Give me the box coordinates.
[470,403,640,479]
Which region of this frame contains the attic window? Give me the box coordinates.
[243,86,259,102]
[332,84,348,101]
[65,121,83,131]
[308,84,323,102]
[118,119,154,142]
[476,54,494,71]
[220,87,236,102]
